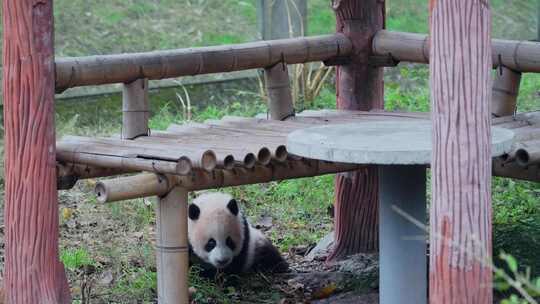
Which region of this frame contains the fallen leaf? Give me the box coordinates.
[62,207,74,220]
[311,283,337,300]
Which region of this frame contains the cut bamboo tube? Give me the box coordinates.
[57,136,216,172]
[157,127,288,163]
[95,173,169,202]
[515,140,540,167]
[372,30,540,72]
[492,67,521,117]
[265,63,294,120]
[55,34,352,90]
[57,150,193,175]
[155,187,189,304]
[122,78,149,139]
[96,160,360,203]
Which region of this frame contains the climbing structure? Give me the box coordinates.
[3,0,539,303]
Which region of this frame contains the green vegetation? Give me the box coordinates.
[0,0,538,302]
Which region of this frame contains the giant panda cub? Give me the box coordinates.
[188,192,288,277]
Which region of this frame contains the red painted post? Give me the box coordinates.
[329,0,385,260]
[429,0,493,303]
[3,0,71,303]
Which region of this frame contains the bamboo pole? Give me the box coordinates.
[155,187,189,304]
[57,137,217,172]
[493,158,540,182]
[372,30,540,73]
[122,78,149,139]
[95,160,360,203]
[95,173,169,202]
[56,163,136,190]
[265,63,295,120]
[56,150,194,175]
[55,34,352,91]
[492,67,521,117]
[162,125,286,163]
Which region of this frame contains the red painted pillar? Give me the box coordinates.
[329,0,385,260]
[429,0,493,303]
[3,0,71,303]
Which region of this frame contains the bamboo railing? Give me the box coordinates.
[53,30,540,93]
[372,30,540,72]
[55,34,352,91]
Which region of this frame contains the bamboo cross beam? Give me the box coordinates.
[373,30,540,73]
[55,34,352,91]
[95,160,360,203]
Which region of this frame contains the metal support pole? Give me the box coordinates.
[123,78,149,139]
[156,187,189,304]
[379,165,427,304]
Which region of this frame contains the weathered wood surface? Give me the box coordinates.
[430,1,493,303]
[330,0,385,261]
[3,0,71,302]
[492,67,521,117]
[122,78,150,139]
[55,34,352,91]
[373,30,540,72]
[265,63,295,120]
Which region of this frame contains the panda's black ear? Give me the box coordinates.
[227,199,239,216]
[188,204,200,220]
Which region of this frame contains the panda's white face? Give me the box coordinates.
[188,193,244,269]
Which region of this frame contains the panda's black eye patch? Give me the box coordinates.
[226,237,236,250]
[204,238,216,252]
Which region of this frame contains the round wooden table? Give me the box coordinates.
[287,120,514,304]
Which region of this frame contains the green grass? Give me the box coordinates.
[61,247,96,271]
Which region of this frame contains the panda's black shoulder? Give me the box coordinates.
[252,238,289,273]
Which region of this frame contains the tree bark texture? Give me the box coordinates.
[3,0,71,303]
[329,0,385,260]
[429,1,493,303]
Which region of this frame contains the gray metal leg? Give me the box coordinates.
[379,165,427,304]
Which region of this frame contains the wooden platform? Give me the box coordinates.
[56,110,540,189]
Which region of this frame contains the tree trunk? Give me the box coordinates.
[429,1,493,303]
[328,0,385,260]
[3,0,71,303]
